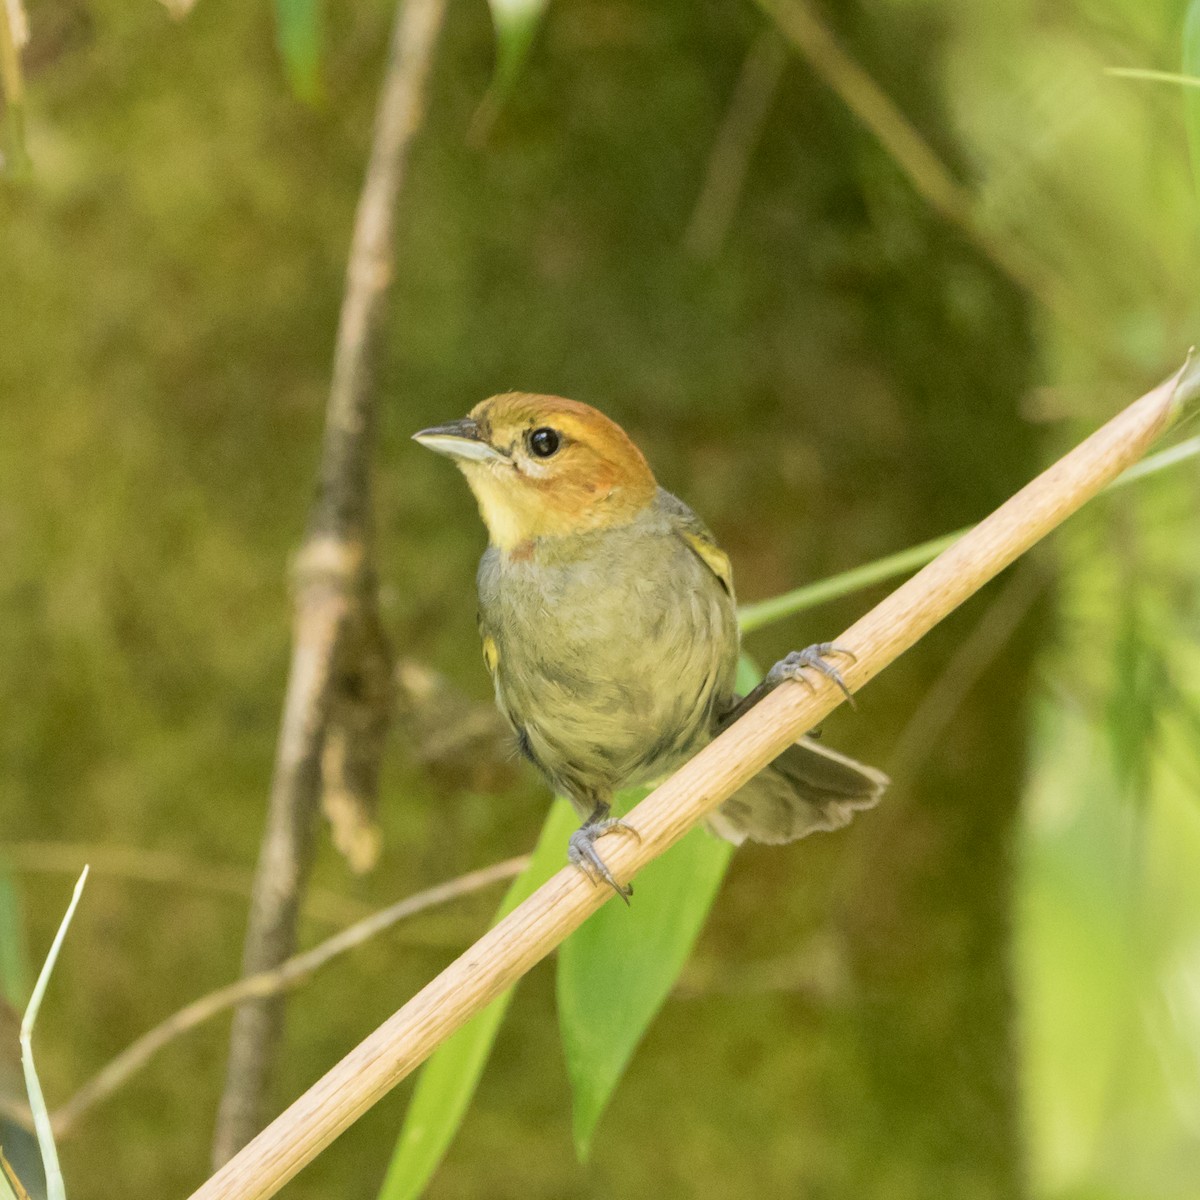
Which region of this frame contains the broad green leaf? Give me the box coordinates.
[1186,0,1200,202]
[0,865,27,1008]
[274,0,323,105]
[378,798,578,1200]
[557,819,733,1159]
[556,657,760,1159]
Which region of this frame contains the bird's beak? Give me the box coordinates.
[412,418,507,464]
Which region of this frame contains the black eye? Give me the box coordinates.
[528,427,561,458]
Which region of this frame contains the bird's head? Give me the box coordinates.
[414,393,657,551]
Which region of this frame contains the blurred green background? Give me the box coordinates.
[2,0,1199,1196]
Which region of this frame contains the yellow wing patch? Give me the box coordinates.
[481,634,500,677]
[680,530,734,597]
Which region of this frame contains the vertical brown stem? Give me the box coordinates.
[210,0,449,1166]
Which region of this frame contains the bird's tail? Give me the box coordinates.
[706,736,888,845]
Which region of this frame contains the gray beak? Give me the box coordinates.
[412,418,506,463]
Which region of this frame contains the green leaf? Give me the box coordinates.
[378,798,579,1200]
[557,817,733,1159]
[556,656,761,1159]
[1185,0,1200,202]
[0,864,27,1008]
[274,0,323,105]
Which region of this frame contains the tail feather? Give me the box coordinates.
[707,736,888,846]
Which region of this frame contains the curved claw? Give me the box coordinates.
[767,642,858,709]
[568,814,638,903]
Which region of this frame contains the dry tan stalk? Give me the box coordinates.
[44,857,526,1138]
[189,360,1199,1200]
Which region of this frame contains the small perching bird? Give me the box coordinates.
[414,393,888,899]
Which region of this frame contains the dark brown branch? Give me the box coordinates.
[210,0,448,1165]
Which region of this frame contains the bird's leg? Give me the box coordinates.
[567,801,641,904]
[719,643,857,729]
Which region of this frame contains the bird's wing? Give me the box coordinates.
[476,609,500,678]
[480,629,500,678]
[659,489,734,598]
[476,549,502,680]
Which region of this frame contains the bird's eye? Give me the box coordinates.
[528,427,561,458]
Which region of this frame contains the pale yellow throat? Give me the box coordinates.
[459,463,545,551]
[458,461,634,551]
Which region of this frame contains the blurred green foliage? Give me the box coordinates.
[275,0,324,106]
[0,869,27,1009]
[1,0,1198,1198]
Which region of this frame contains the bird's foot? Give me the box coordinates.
[568,804,641,904]
[767,643,858,709]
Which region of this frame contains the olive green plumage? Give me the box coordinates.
[415,391,887,869]
[478,486,885,843]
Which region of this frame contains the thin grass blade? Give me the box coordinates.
[19,867,88,1200]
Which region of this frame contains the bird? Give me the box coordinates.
[414,393,888,900]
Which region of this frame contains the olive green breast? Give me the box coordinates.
[476,489,738,805]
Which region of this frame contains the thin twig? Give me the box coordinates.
[753,0,1107,357]
[187,360,1200,1200]
[684,29,788,259]
[212,0,448,1164]
[46,857,525,1138]
[1,843,370,927]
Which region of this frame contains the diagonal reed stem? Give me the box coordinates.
[187,357,1200,1200]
